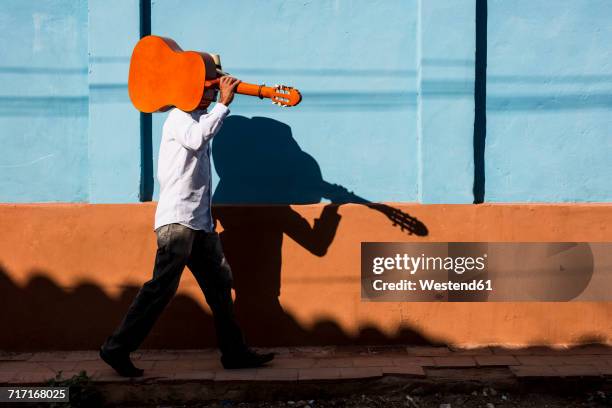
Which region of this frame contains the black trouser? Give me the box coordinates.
[102,223,246,357]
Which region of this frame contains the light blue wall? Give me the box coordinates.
[486,0,612,202]
[418,1,475,203]
[151,0,421,203]
[88,0,142,203]
[1,0,611,204]
[0,0,89,202]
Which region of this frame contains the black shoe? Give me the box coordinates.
[99,347,144,377]
[221,349,275,369]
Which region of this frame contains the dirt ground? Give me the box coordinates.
[129,387,612,408]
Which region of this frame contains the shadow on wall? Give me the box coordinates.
[0,117,429,351]
[211,116,427,345]
[0,265,212,351]
[0,264,432,351]
[211,116,428,238]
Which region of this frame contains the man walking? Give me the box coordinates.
[100,76,274,377]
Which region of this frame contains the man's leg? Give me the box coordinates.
[187,231,245,355]
[101,224,195,374]
[187,231,274,368]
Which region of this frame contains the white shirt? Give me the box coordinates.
[154,103,230,232]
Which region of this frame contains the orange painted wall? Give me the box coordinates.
[0,203,610,350]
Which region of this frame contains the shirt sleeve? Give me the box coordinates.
[172,103,230,152]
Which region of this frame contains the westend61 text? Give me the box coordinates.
[372,279,493,291]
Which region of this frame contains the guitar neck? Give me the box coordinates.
[204,78,301,107]
[236,82,275,99]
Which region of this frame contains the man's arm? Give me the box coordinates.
[172,77,241,152]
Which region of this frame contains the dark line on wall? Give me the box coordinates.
[472,0,487,204]
[140,112,153,201]
[140,0,151,36]
[139,0,153,201]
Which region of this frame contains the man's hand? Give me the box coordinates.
[218,76,241,106]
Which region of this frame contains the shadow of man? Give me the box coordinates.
[211,116,347,345]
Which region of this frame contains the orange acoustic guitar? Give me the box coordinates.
[128,35,302,113]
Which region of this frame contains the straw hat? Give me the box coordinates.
[209,53,230,77]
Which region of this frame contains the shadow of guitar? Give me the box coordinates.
[320,181,429,236]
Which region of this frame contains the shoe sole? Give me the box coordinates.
[99,348,144,377]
